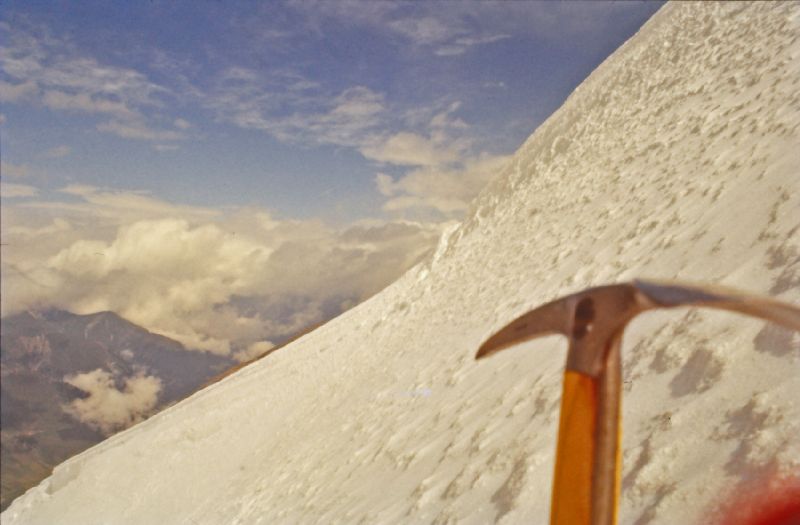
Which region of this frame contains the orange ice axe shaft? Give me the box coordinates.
[475,280,800,525]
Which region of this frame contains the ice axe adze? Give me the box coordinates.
[475,279,800,525]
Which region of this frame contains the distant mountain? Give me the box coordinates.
[0,309,236,511]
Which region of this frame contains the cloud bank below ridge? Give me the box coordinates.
[2,187,444,356]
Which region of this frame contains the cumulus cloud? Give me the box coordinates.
[2,189,442,356]
[62,369,161,436]
[375,153,511,218]
[379,153,509,201]
[233,341,275,363]
[361,132,461,167]
[44,218,272,354]
[359,101,511,219]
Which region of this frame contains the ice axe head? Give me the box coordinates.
[475,279,800,525]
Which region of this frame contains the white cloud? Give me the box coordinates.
[376,153,512,217]
[42,90,137,119]
[434,34,511,57]
[43,145,71,158]
[305,3,510,56]
[27,53,164,108]
[209,75,386,149]
[300,86,386,147]
[1,182,39,198]
[386,16,509,57]
[429,102,468,131]
[45,218,274,354]
[233,341,275,363]
[0,79,37,102]
[358,99,511,219]
[299,1,645,60]
[361,132,461,167]
[1,22,172,141]
[211,81,500,217]
[173,118,191,130]
[388,16,455,46]
[97,120,184,142]
[6,217,71,237]
[2,190,443,356]
[62,369,161,435]
[40,185,219,224]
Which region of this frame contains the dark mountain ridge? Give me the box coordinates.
[1,308,236,511]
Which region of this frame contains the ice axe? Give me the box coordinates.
[475,279,800,525]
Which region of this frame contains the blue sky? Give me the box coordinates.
[0,1,663,354]
[1,1,662,223]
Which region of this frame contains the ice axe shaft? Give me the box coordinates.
[475,280,800,525]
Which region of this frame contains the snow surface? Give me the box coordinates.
[4,2,799,524]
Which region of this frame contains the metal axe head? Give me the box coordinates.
[476,279,800,373]
[475,279,800,525]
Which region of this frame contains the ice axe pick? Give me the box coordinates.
[475,279,800,525]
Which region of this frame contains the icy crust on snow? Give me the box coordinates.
[4,2,799,524]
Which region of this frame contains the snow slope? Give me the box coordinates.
[4,2,799,524]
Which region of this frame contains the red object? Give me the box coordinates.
[709,472,800,525]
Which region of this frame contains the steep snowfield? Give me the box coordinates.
[4,2,799,524]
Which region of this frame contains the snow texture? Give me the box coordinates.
[3,2,799,524]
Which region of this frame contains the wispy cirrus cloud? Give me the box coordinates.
[206,66,385,148]
[386,16,510,56]
[41,90,137,119]
[294,0,658,60]
[0,78,37,102]
[0,20,184,146]
[0,23,165,107]
[387,16,455,46]
[96,120,185,142]
[204,62,505,219]
[434,34,511,57]
[1,182,40,198]
[46,184,219,224]
[298,2,510,57]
